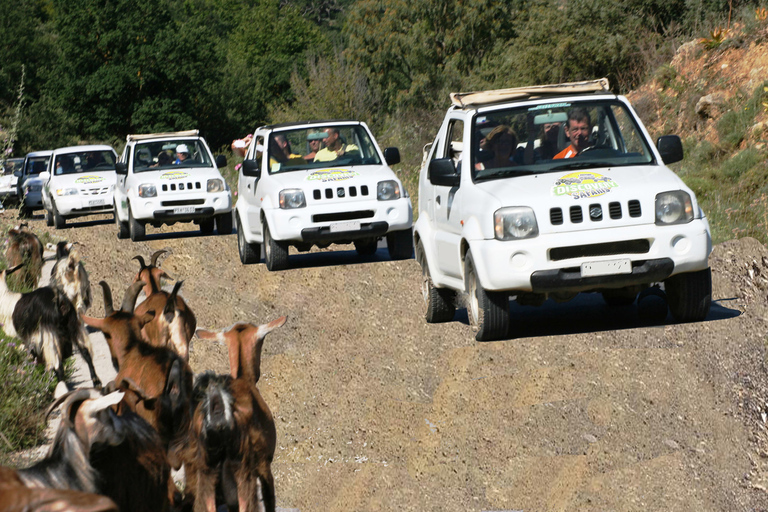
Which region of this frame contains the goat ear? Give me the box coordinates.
[90,391,125,412]
[255,315,288,340]
[81,315,105,332]
[195,329,221,342]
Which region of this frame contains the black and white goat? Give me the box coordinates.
[4,223,44,289]
[0,247,101,389]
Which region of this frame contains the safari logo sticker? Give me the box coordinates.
[160,171,189,180]
[552,172,618,200]
[74,175,105,185]
[306,169,359,183]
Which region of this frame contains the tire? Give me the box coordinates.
[19,206,31,219]
[417,242,455,323]
[52,202,65,229]
[637,286,668,322]
[386,228,413,260]
[602,288,637,306]
[665,268,712,322]
[115,202,129,239]
[354,238,378,256]
[237,217,260,264]
[465,252,509,341]
[216,212,233,235]
[263,222,288,271]
[46,208,53,227]
[200,217,215,235]
[129,208,145,241]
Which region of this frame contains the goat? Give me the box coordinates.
[0,480,118,512]
[50,242,92,315]
[5,223,44,289]
[184,316,287,512]
[15,389,126,493]
[83,281,193,469]
[132,250,196,360]
[1,258,101,388]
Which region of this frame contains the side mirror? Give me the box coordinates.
[39,171,50,181]
[115,162,128,175]
[215,154,227,168]
[428,158,460,187]
[657,135,683,165]
[13,171,21,178]
[242,159,261,178]
[383,147,400,166]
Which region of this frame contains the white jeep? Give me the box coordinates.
[235,121,413,270]
[414,79,713,341]
[40,145,118,228]
[114,130,233,241]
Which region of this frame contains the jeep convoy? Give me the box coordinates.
[413,79,712,340]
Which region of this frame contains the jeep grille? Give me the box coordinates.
[313,210,375,223]
[161,182,202,192]
[80,187,110,196]
[549,239,650,261]
[313,185,369,201]
[549,199,643,225]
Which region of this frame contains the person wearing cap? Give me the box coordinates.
[174,144,191,165]
[304,131,325,162]
[313,127,359,163]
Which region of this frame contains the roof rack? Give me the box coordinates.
[126,130,199,142]
[449,78,610,108]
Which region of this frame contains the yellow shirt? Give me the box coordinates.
[313,144,359,163]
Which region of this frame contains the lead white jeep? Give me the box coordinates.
[114,130,233,241]
[414,79,713,341]
[235,120,413,270]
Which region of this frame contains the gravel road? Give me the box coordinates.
[13,210,768,512]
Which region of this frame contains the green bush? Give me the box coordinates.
[0,332,57,462]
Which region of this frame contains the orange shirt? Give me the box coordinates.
[554,145,578,159]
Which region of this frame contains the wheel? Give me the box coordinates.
[602,288,637,306]
[115,202,129,239]
[354,238,378,256]
[665,268,712,322]
[129,208,145,241]
[19,206,31,219]
[52,202,65,229]
[237,217,260,264]
[465,252,509,341]
[200,217,215,235]
[386,228,413,260]
[216,212,233,235]
[46,208,53,227]
[637,286,668,322]
[263,222,288,271]
[417,242,455,323]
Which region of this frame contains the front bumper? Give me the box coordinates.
[22,191,43,209]
[468,218,712,292]
[132,191,231,222]
[54,193,114,217]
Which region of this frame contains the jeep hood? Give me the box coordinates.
[268,165,398,188]
[50,171,116,188]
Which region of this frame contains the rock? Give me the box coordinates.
[696,92,728,119]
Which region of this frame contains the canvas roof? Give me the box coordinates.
[449,78,611,108]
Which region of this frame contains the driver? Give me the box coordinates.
[553,107,592,159]
[313,127,359,162]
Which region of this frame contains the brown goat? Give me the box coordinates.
[83,282,193,470]
[0,475,118,512]
[5,223,44,289]
[132,250,196,360]
[185,316,287,512]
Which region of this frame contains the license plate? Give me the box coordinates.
[329,220,361,233]
[88,198,105,206]
[173,206,196,214]
[581,259,632,277]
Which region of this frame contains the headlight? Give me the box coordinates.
[655,191,693,225]
[377,180,401,201]
[55,188,78,196]
[207,179,225,193]
[494,207,539,240]
[279,189,306,209]
[138,184,157,197]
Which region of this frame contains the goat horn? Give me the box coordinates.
[121,281,145,313]
[46,388,100,426]
[150,249,168,267]
[118,377,150,402]
[132,255,147,269]
[99,281,114,316]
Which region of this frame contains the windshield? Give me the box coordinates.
[2,158,24,175]
[133,139,212,173]
[265,125,381,174]
[472,99,654,182]
[53,150,116,175]
[25,156,50,176]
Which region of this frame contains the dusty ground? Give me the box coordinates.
[8,209,768,511]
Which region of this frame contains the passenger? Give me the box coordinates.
[313,128,359,162]
[84,152,104,170]
[476,125,517,170]
[174,144,192,165]
[269,134,303,169]
[231,134,253,158]
[55,156,75,175]
[524,116,562,164]
[154,151,171,167]
[553,108,592,159]
[304,131,325,162]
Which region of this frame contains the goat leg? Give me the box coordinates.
[75,325,101,388]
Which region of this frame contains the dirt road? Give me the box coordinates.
[14,210,768,511]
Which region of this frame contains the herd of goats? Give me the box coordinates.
[0,224,286,512]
